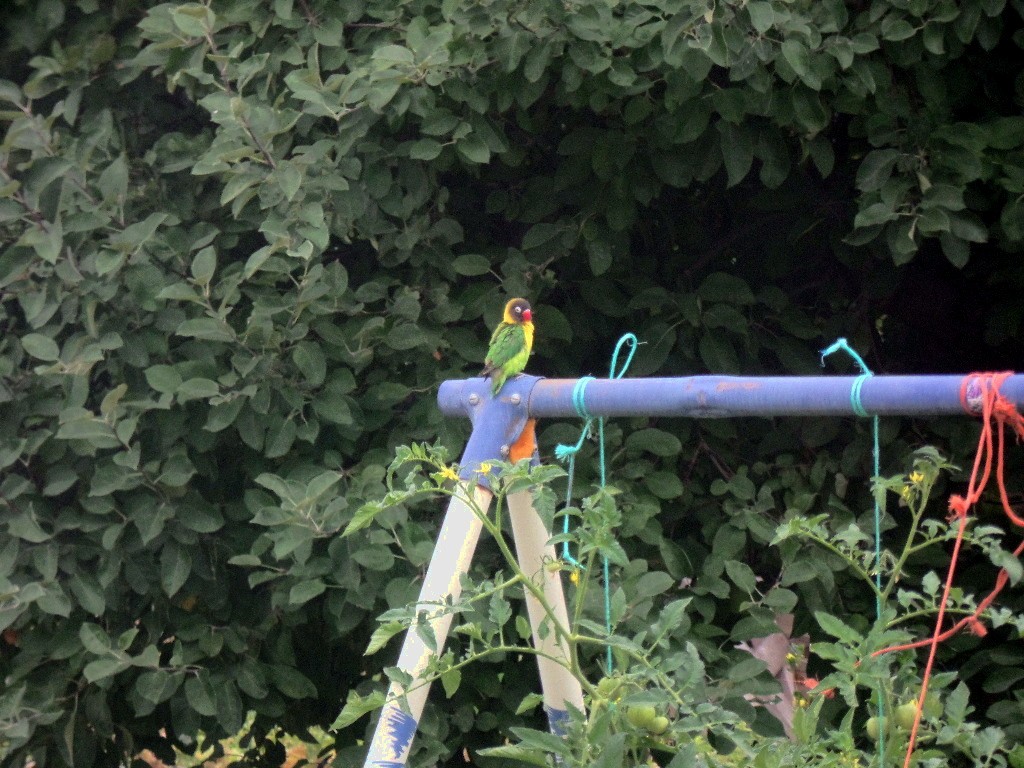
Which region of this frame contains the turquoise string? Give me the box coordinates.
[820,337,884,756]
[850,374,870,418]
[572,376,594,420]
[556,378,593,569]
[556,333,638,673]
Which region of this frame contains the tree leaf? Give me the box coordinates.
[185,675,218,717]
[176,377,220,402]
[170,4,215,37]
[269,665,318,699]
[214,680,245,734]
[719,122,753,187]
[747,2,775,33]
[633,571,675,599]
[856,149,900,192]
[372,44,414,66]
[781,40,818,90]
[264,417,297,458]
[289,578,326,606]
[456,134,490,164]
[190,246,216,286]
[144,365,182,394]
[949,212,988,243]
[83,657,130,683]
[854,201,898,228]
[55,418,119,447]
[881,16,917,41]
[698,272,755,304]
[625,428,682,457]
[176,317,235,342]
[409,139,442,161]
[451,254,491,276]
[79,623,112,654]
[136,670,183,704]
[293,341,327,386]
[728,655,768,681]
[161,543,192,597]
[21,333,60,361]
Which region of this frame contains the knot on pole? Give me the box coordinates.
[571,375,595,420]
[820,337,874,417]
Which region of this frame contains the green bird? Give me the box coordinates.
[480,298,534,396]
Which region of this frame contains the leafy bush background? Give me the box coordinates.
[1,0,1024,765]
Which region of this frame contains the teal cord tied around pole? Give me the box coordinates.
[555,333,638,673]
[572,376,595,420]
[820,337,884,755]
[554,377,593,570]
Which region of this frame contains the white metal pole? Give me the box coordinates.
[362,484,492,768]
[507,490,586,733]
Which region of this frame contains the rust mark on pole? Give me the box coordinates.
[715,381,761,391]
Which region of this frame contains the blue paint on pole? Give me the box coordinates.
[439,374,1024,420]
[544,706,571,767]
[373,705,417,764]
[545,705,571,736]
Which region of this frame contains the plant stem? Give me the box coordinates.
[880,500,929,604]
[802,532,876,590]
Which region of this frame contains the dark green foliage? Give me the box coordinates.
[2,0,1024,765]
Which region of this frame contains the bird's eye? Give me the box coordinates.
[514,307,521,314]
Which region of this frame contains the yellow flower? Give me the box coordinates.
[909,471,924,485]
[478,461,494,475]
[569,569,580,585]
[439,465,459,482]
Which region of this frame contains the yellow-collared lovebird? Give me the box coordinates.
[480,298,534,396]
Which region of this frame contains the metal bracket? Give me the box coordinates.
[446,374,542,488]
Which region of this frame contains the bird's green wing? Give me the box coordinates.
[484,324,525,370]
[488,322,505,347]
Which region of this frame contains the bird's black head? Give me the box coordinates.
[504,298,533,324]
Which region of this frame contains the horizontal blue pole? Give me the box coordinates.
[438,374,1024,419]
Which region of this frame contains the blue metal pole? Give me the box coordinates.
[439,374,1024,421]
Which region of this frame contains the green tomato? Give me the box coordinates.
[865,716,880,740]
[626,705,657,729]
[865,716,888,741]
[894,702,918,730]
[649,715,670,735]
[596,677,622,700]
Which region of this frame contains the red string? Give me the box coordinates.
[873,372,1024,768]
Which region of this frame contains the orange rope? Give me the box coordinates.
[873,372,1024,768]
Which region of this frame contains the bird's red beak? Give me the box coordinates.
[522,309,532,323]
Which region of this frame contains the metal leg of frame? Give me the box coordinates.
[507,489,586,736]
[362,484,492,768]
